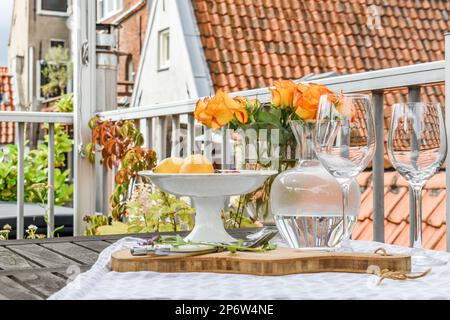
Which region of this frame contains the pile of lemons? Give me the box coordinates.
[153,154,215,174]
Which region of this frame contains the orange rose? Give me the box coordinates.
[194,90,248,129]
[271,80,297,108]
[293,83,337,120]
[221,92,249,125]
[194,97,214,127]
[232,96,250,124]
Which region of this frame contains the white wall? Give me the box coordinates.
[133,0,211,106]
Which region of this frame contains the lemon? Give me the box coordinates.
[153,157,184,173]
[179,154,215,174]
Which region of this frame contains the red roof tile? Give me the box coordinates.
[192,0,450,92]
[0,67,14,145]
[354,171,447,251]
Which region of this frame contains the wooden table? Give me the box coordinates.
[0,228,259,300]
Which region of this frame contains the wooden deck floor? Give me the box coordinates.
[0,228,258,300]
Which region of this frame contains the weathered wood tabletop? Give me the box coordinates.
[0,228,259,300]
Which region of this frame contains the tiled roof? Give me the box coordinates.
[354,171,446,251]
[0,67,14,145]
[192,0,450,91]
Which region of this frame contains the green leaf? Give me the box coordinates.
[255,110,281,126]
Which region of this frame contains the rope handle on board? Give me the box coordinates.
[372,247,431,285]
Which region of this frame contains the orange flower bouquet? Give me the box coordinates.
[194,81,340,131]
[193,81,340,222]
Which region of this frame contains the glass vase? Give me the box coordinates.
[270,121,361,249]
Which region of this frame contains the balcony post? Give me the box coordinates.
[47,123,55,237]
[372,90,385,243]
[96,26,117,216]
[73,0,97,235]
[445,32,450,251]
[16,122,25,239]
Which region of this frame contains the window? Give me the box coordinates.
[158,29,170,70]
[50,40,65,48]
[97,0,123,21]
[126,57,135,82]
[38,0,69,15]
[125,56,135,95]
[37,61,68,100]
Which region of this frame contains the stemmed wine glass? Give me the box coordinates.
[314,94,376,250]
[387,102,447,266]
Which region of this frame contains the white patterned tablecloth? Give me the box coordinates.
[49,237,450,300]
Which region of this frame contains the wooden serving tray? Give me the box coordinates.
[111,248,411,276]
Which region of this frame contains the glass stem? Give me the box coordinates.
[411,186,423,249]
[341,181,351,241]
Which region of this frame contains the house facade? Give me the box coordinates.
[8,0,72,110]
[132,0,213,106]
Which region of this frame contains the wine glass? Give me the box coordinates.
[387,102,447,266]
[314,94,376,250]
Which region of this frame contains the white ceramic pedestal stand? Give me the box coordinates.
[139,170,277,243]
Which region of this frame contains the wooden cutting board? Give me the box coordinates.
[111,248,411,276]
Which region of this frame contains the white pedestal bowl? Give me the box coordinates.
[139,170,277,243]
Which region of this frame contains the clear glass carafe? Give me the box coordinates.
[270,121,361,249]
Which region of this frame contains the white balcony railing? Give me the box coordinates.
[0,33,449,248]
[0,112,73,239]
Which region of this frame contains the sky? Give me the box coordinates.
[0,0,14,66]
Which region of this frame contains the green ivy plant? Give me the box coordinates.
[0,125,73,204]
[54,94,73,112]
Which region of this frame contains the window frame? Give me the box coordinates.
[158,28,170,71]
[97,0,124,22]
[49,39,66,48]
[37,0,70,17]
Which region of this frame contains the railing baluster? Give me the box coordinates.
[171,115,180,157]
[221,127,228,169]
[187,113,195,156]
[204,127,213,161]
[407,86,421,247]
[47,123,55,237]
[102,166,111,216]
[16,122,25,239]
[445,32,450,252]
[95,145,103,213]
[156,116,167,161]
[144,117,153,150]
[372,91,385,243]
